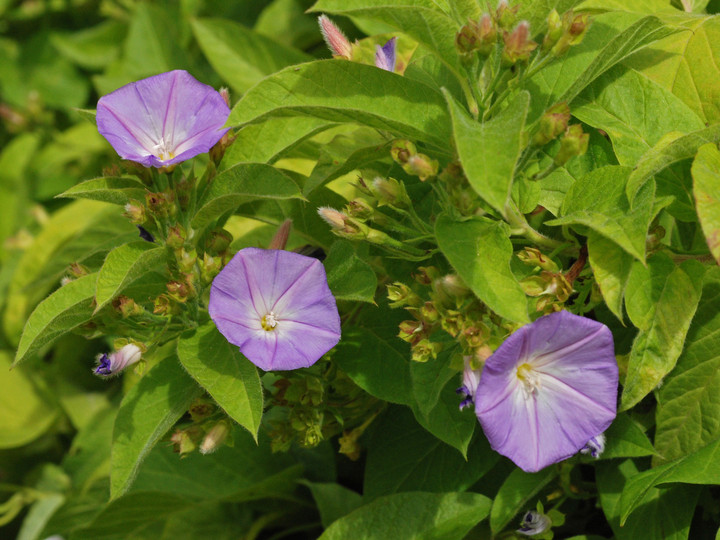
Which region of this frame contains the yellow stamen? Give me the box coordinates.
[261,312,279,331]
[516,362,542,397]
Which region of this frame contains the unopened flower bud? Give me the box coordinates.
[219,87,231,108]
[533,102,570,146]
[189,397,216,422]
[414,266,440,285]
[457,356,482,410]
[495,0,519,30]
[137,225,155,243]
[517,247,559,272]
[124,200,146,224]
[403,154,439,181]
[419,301,439,323]
[412,339,442,362]
[171,427,202,457]
[517,510,552,536]
[112,295,144,318]
[554,124,589,166]
[390,139,417,165]
[398,320,424,344]
[387,282,421,308]
[441,310,464,337]
[176,248,197,273]
[200,253,222,284]
[200,421,231,455]
[375,37,397,72]
[317,207,368,238]
[318,15,352,59]
[268,219,292,250]
[166,224,186,249]
[372,177,409,207]
[346,198,374,219]
[433,274,470,301]
[542,9,563,51]
[145,191,174,219]
[205,228,233,254]
[502,21,538,64]
[551,11,590,56]
[580,433,606,458]
[153,294,179,315]
[456,15,497,55]
[94,343,143,377]
[167,274,195,301]
[68,262,90,278]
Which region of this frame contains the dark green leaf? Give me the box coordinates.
[303,482,363,528]
[490,467,557,533]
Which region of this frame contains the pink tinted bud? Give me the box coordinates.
[318,15,352,59]
[219,87,231,108]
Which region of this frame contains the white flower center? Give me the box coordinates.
[261,311,279,331]
[516,362,542,398]
[152,137,175,161]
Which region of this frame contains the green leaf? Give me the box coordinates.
[625,124,720,204]
[0,352,57,448]
[303,482,363,528]
[309,0,463,76]
[58,177,147,206]
[111,358,202,499]
[445,90,530,215]
[177,323,263,440]
[50,20,126,69]
[318,491,492,540]
[192,18,311,94]
[435,213,529,323]
[692,143,720,264]
[94,242,167,313]
[625,16,720,124]
[654,267,720,464]
[227,60,452,150]
[192,163,303,228]
[324,241,377,303]
[14,274,96,366]
[621,255,705,410]
[596,413,655,460]
[619,436,720,525]
[365,405,497,497]
[547,166,654,261]
[573,65,704,166]
[587,232,633,322]
[490,467,558,534]
[17,494,65,540]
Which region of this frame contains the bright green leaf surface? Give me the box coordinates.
[436,213,529,323]
[319,491,492,540]
[0,352,57,448]
[192,163,303,228]
[692,143,720,264]
[595,413,655,460]
[14,273,96,366]
[548,166,654,261]
[227,60,452,150]
[324,241,377,303]
[192,18,311,94]
[490,467,557,533]
[587,232,633,321]
[445,91,530,215]
[177,323,263,439]
[51,21,126,69]
[621,255,705,410]
[94,242,167,313]
[654,267,720,464]
[58,177,147,206]
[111,358,202,499]
[17,494,66,540]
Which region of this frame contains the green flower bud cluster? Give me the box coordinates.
[169,398,238,457]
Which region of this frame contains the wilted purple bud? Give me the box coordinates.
[517,510,552,536]
[94,343,143,377]
[474,310,618,472]
[375,37,397,72]
[318,15,352,59]
[457,356,482,410]
[209,248,341,371]
[136,225,155,243]
[580,432,606,458]
[96,70,230,168]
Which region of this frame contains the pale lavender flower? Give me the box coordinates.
[318,15,352,59]
[209,248,341,371]
[96,70,230,168]
[474,310,618,472]
[457,355,481,410]
[94,343,142,377]
[580,432,606,458]
[517,510,551,536]
[375,38,397,72]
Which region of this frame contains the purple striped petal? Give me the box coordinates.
[96,70,230,167]
[375,38,397,72]
[474,310,618,472]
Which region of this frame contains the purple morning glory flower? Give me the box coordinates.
[375,37,397,72]
[96,70,230,168]
[209,248,341,371]
[474,310,618,472]
[94,343,142,377]
[456,355,481,411]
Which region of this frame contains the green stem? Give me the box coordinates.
[505,204,564,250]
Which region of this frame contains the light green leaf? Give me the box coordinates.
[177,323,263,440]
[620,255,705,410]
[227,60,452,150]
[111,358,202,499]
[50,20,126,69]
[58,177,147,206]
[596,413,655,460]
[192,163,303,228]
[319,491,492,540]
[14,274,96,366]
[324,241,377,303]
[445,90,530,215]
[654,267,720,464]
[436,213,529,323]
[626,124,720,204]
[625,16,720,124]
[548,166,654,261]
[587,232,633,322]
[192,18,311,94]
[17,494,65,540]
[304,482,363,528]
[490,467,558,534]
[619,436,720,525]
[692,143,720,264]
[365,405,496,497]
[0,352,57,448]
[94,242,167,313]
